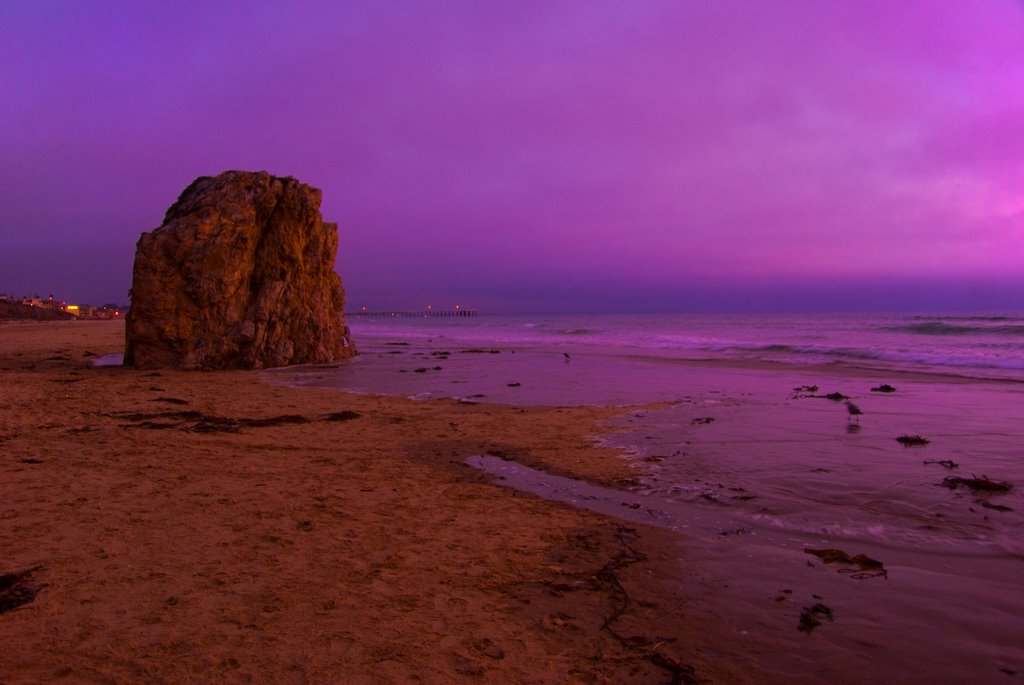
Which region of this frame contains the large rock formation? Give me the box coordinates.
[124,171,356,370]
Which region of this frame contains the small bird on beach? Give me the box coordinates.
[845,400,863,423]
[563,352,571,363]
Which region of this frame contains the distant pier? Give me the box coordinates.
[348,309,477,318]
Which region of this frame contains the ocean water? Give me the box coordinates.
[275,311,1024,681]
[343,311,1024,382]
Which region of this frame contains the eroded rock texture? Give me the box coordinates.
[125,171,356,370]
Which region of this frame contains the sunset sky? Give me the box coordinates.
[2,1,1022,313]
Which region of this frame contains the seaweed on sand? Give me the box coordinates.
[790,385,820,399]
[897,434,930,446]
[110,410,355,432]
[520,526,699,684]
[924,459,959,470]
[798,603,834,633]
[0,566,46,614]
[805,548,887,579]
[323,411,361,422]
[942,476,1013,494]
[152,396,189,405]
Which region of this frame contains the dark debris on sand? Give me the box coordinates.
[789,386,855,402]
[789,385,819,399]
[897,434,930,446]
[871,384,897,393]
[591,528,699,684]
[924,459,959,470]
[0,566,46,614]
[942,476,1013,494]
[323,411,361,422]
[944,475,1014,512]
[798,603,834,634]
[805,548,887,579]
[109,410,360,433]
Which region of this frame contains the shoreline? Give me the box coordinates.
[4,320,1021,683]
[280,326,1024,682]
[343,313,1024,387]
[0,321,737,684]
[272,327,1024,412]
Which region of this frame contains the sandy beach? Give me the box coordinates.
[6,1,1020,681]
[0,320,729,684]
[280,317,1024,684]
[3,319,1022,684]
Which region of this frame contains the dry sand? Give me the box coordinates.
[0,321,749,684]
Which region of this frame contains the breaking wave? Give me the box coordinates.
[896,322,1024,336]
[706,340,1024,374]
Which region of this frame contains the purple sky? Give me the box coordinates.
[2,1,1022,313]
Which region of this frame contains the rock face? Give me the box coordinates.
[125,171,356,370]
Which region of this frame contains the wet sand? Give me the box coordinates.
[282,327,1024,683]
[3,320,1021,684]
[0,321,736,684]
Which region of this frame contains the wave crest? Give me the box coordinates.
[889,322,1024,336]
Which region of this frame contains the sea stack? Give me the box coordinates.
[124,170,356,370]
